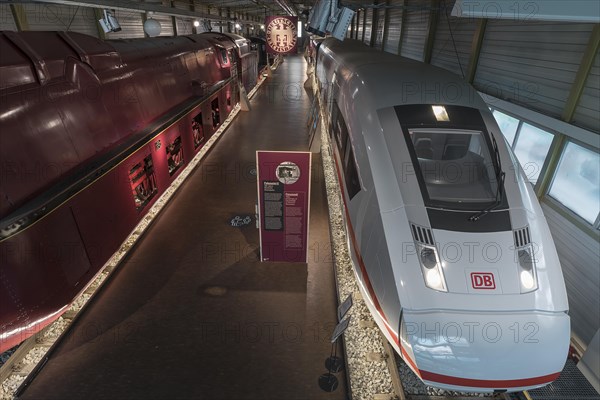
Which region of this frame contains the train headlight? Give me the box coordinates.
[417,244,447,292]
[517,247,538,293]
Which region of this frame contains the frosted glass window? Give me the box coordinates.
[549,142,600,224]
[513,123,553,184]
[493,110,519,145]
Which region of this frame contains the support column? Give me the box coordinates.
[466,18,487,84]
[188,0,196,33]
[227,8,231,33]
[369,2,380,48]
[562,24,600,123]
[141,12,149,37]
[423,0,439,63]
[93,8,106,39]
[361,8,367,42]
[10,4,29,32]
[397,0,407,55]
[219,8,223,33]
[170,1,179,36]
[535,134,567,198]
[381,0,390,51]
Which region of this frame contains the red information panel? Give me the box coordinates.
[265,16,298,55]
[256,151,311,262]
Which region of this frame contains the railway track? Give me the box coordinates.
[0,285,98,398]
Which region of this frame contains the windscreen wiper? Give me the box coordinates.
[468,171,505,221]
[468,133,505,222]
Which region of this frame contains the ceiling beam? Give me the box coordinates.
[9,0,258,24]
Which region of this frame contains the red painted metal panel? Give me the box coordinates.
[0,206,90,350]
[0,31,260,352]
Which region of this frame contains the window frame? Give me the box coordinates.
[546,138,600,228]
[492,109,522,147]
[332,101,362,200]
[511,121,556,186]
[488,104,600,235]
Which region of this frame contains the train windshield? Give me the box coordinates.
[408,129,498,205]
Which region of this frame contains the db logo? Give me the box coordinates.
[471,272,496,289]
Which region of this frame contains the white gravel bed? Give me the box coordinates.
[1,374,24,400]
[317,79,395,399]
[0,76,269,400]
[40,317,69,342]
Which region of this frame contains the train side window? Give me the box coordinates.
[166,136,184,176]
[513,123,553,184]
[221,49,228,64]
[548,141,599,225]
[129,154,158,211]
[192,112,204,149]
[329,79,339,119]
[334,103,348,159]
[344,144,361,200]
[330,99,339,136]
[211,98,220,128]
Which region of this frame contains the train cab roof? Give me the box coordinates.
[200,32,249,56]
[219,33,251,55]
[108,35,214,64]
[0,31,120,89]
[319,38,488,111]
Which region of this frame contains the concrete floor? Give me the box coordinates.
[20,55,348,400]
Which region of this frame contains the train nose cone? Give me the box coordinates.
[402,310,570,392]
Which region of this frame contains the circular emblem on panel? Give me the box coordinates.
[266,17,297,53]
[276,161,300,185]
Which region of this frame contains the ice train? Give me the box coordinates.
[0,31,260,352]
[314,38,570,393]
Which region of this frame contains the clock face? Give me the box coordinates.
[266,17,297,53]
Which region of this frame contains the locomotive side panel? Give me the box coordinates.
[0,31,259,352]
[0,206,91,351]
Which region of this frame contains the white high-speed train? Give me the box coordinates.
[314,38,570,393]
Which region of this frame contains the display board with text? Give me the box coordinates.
[256,151,311,262]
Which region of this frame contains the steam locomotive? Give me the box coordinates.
[0,31,259,352]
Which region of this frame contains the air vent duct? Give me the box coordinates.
[410,223,435,246]
[514,227,531,248]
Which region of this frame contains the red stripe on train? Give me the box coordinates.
[331,152,421,377]
[420,370,561,388]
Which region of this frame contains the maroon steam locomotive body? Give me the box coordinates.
[0,31,259,352]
